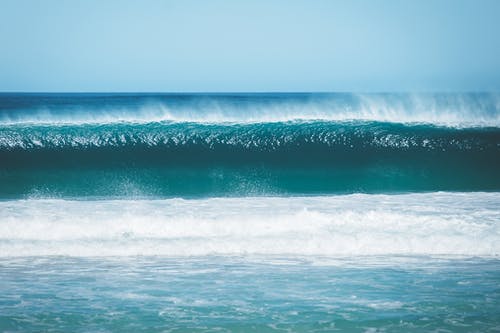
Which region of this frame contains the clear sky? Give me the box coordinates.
[1,0,500,92]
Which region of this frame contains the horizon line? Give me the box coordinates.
[1,91,500,95]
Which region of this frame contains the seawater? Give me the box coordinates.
[1,93,499,332]
[1,256,500,332]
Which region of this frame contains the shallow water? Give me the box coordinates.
[1,256,499,332]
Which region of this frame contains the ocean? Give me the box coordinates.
[1,93,499,332]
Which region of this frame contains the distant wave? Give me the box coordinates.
[1,193,498,257]
[1,93,500,126]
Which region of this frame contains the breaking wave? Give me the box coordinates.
[1,193,499,257]
[0,193,500,257]
[1,93,500,126]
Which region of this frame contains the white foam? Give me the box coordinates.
[0,193,499,257]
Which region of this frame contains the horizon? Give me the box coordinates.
[1,91,500,94]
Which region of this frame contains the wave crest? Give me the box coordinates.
[1,121,499,151]
[1,93,500,126]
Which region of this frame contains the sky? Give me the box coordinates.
[1,0,500,92]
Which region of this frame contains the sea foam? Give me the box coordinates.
[1,192,498,257]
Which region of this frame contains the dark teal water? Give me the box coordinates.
[1,121,499,198]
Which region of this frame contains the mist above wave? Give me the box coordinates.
[1,93,499,127]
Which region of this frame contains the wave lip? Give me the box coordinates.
[1,193,499,257]
[1,121,499,151]
[1,93,500,127]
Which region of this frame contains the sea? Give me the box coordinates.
[0,93,499,332]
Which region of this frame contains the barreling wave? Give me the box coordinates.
[1,121,499,197]
[1,93,499,197]
[1,92,500,126]
[1,193,499,257]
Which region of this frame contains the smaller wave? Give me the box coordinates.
[0,193,499,257]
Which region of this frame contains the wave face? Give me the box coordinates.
[1,93,500,198]
[1,122,499,197]
[1,92,500,126]
[1,193,499,257]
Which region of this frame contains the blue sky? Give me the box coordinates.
[1,0,500,92]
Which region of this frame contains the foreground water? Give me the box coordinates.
[1,256,499,332]
[1,193,499,332]
[1,93,499,332]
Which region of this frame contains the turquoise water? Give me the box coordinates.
[1,93,500,332]
[1,121,499,198]
[1,256,500,332]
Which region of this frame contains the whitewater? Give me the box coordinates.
[1,193,499,257]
